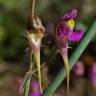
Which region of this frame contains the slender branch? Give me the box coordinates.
[43,19,96,96]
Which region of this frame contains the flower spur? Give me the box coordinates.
[55,9,83,96]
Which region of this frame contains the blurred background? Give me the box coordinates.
[0,0,96,96]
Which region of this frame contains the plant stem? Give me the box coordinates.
[22,0,36,95]
[23,74,31,96]
[30,0,36,17]
[32,0,35,17]
[43,19,96,96]
[23,50,33,96]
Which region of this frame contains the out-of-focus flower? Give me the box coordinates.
[55,9,83,96]
[30,81,41,96]
[89,63,96,89]
[73,61,85,76]
[16,77,41,96]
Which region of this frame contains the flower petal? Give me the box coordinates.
[62,9,77,20]
[68,30,83,42]
[56,23,71,38]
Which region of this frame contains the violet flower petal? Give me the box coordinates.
[62,9,77,20]
[68,30,83,42]
[56,23,71,38]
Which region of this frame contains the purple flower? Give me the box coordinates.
[55,9,83,48]
[30,81,41,96]
[88,63,96,89]
[55,9,83,96]
[73,61,85,76]
[16,78,41,96]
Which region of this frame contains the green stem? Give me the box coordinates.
[29,51,33,72]
[23,51,33,96]
[43,20,96,96]
[23,75,31,96]
[23,0,36,95]
[31,0,36,17]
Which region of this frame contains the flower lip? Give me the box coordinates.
[68,30,84,42]
[61,9,77,20]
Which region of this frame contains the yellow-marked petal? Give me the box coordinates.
[66,19,74,31]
